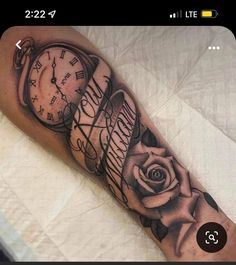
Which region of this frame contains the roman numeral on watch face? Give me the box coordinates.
[47,51,51,60]
[58,110,63,120]
[75,70,84,80]
[31,95,38,103]
[50,95,57,105]
[60,50,66,59]
[69,57,78,66]
[29,79,36,87]
[34,60,42,73]
[47,112,54,121]
[38,105,44,115]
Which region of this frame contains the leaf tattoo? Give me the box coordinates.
[140,215,152,227]
[151,220,168,242]
[203,192,219,212]
[141,128,158,147]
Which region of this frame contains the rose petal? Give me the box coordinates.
[143,154,176,187]
[133,165,156,195]
[144,177,167,193]
[161,156,176,187]
[142,181,180,208]
[158,177,179,194]
[146,164,167,181]
[160,191,199,227]
[172,159,192,197]
[175,222,195,257]
[144,163,167,186]
[122,153,148,185]
[122,182,161,219]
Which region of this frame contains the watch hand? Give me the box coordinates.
[50,58,68,103]
[54,82,68,103]
[51,57,56,83]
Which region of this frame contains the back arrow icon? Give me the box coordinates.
[16,40,22,49]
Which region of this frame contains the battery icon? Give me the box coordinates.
[201,10,218,18]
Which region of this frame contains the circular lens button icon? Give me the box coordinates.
[196,222,227,253]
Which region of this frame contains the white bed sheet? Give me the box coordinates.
[0,26,236,261]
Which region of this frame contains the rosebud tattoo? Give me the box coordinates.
[14,38,219,257]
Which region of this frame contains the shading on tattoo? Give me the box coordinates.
[14,37,219,257]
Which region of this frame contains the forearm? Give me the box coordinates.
[0,26,235,261]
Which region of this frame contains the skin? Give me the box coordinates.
[0,26,235,261]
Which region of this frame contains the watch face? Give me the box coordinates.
[27,45,90,129]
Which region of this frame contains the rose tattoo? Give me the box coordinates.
[122,130,200,255]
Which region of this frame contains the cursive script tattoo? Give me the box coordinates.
[14,37,220,257]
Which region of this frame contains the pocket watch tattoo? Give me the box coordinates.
[14,37,220,257]
[14,38,97,131]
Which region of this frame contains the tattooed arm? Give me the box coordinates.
[0,26,235,261]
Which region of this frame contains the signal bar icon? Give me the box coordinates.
[170,10,182,18]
